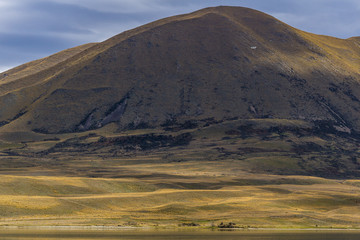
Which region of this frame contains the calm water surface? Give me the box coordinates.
[0,230,360,240]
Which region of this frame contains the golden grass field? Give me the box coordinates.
[0,120,360,229]
[0,168,360,228]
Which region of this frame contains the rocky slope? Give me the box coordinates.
[0,6,359,135]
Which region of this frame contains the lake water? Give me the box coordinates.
[0,230,360,240]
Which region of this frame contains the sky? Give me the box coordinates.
[0,0,359,73]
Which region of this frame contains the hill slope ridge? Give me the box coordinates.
[0,6,359,134]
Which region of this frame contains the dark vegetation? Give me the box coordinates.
[3,118,360,179]
[218,222,237,228]
[41,132,192,154]
[179,222,200,227]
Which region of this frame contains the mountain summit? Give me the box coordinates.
[0,6,359,134]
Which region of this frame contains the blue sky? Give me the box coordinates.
[0,0,359,73]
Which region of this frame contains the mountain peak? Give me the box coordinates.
[0,7,359,134]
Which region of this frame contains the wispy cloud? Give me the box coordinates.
[51,0,167,13]
[0,66,12,73]
[252,0,360,38]
[0,0,359,72]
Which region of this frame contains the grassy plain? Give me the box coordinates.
[0,170,359,228]
[0,119,360,228]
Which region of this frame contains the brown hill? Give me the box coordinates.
[0,6,359,135]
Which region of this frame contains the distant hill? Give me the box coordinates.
[0,6,359,134]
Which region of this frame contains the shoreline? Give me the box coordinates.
[0,225,360,232]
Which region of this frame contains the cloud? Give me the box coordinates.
[234,0,360,38]
[50,0,202,14]
[51,0,163,13]
[0,31,77,73]
[0,0,359,72]
[290,2,359,37]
